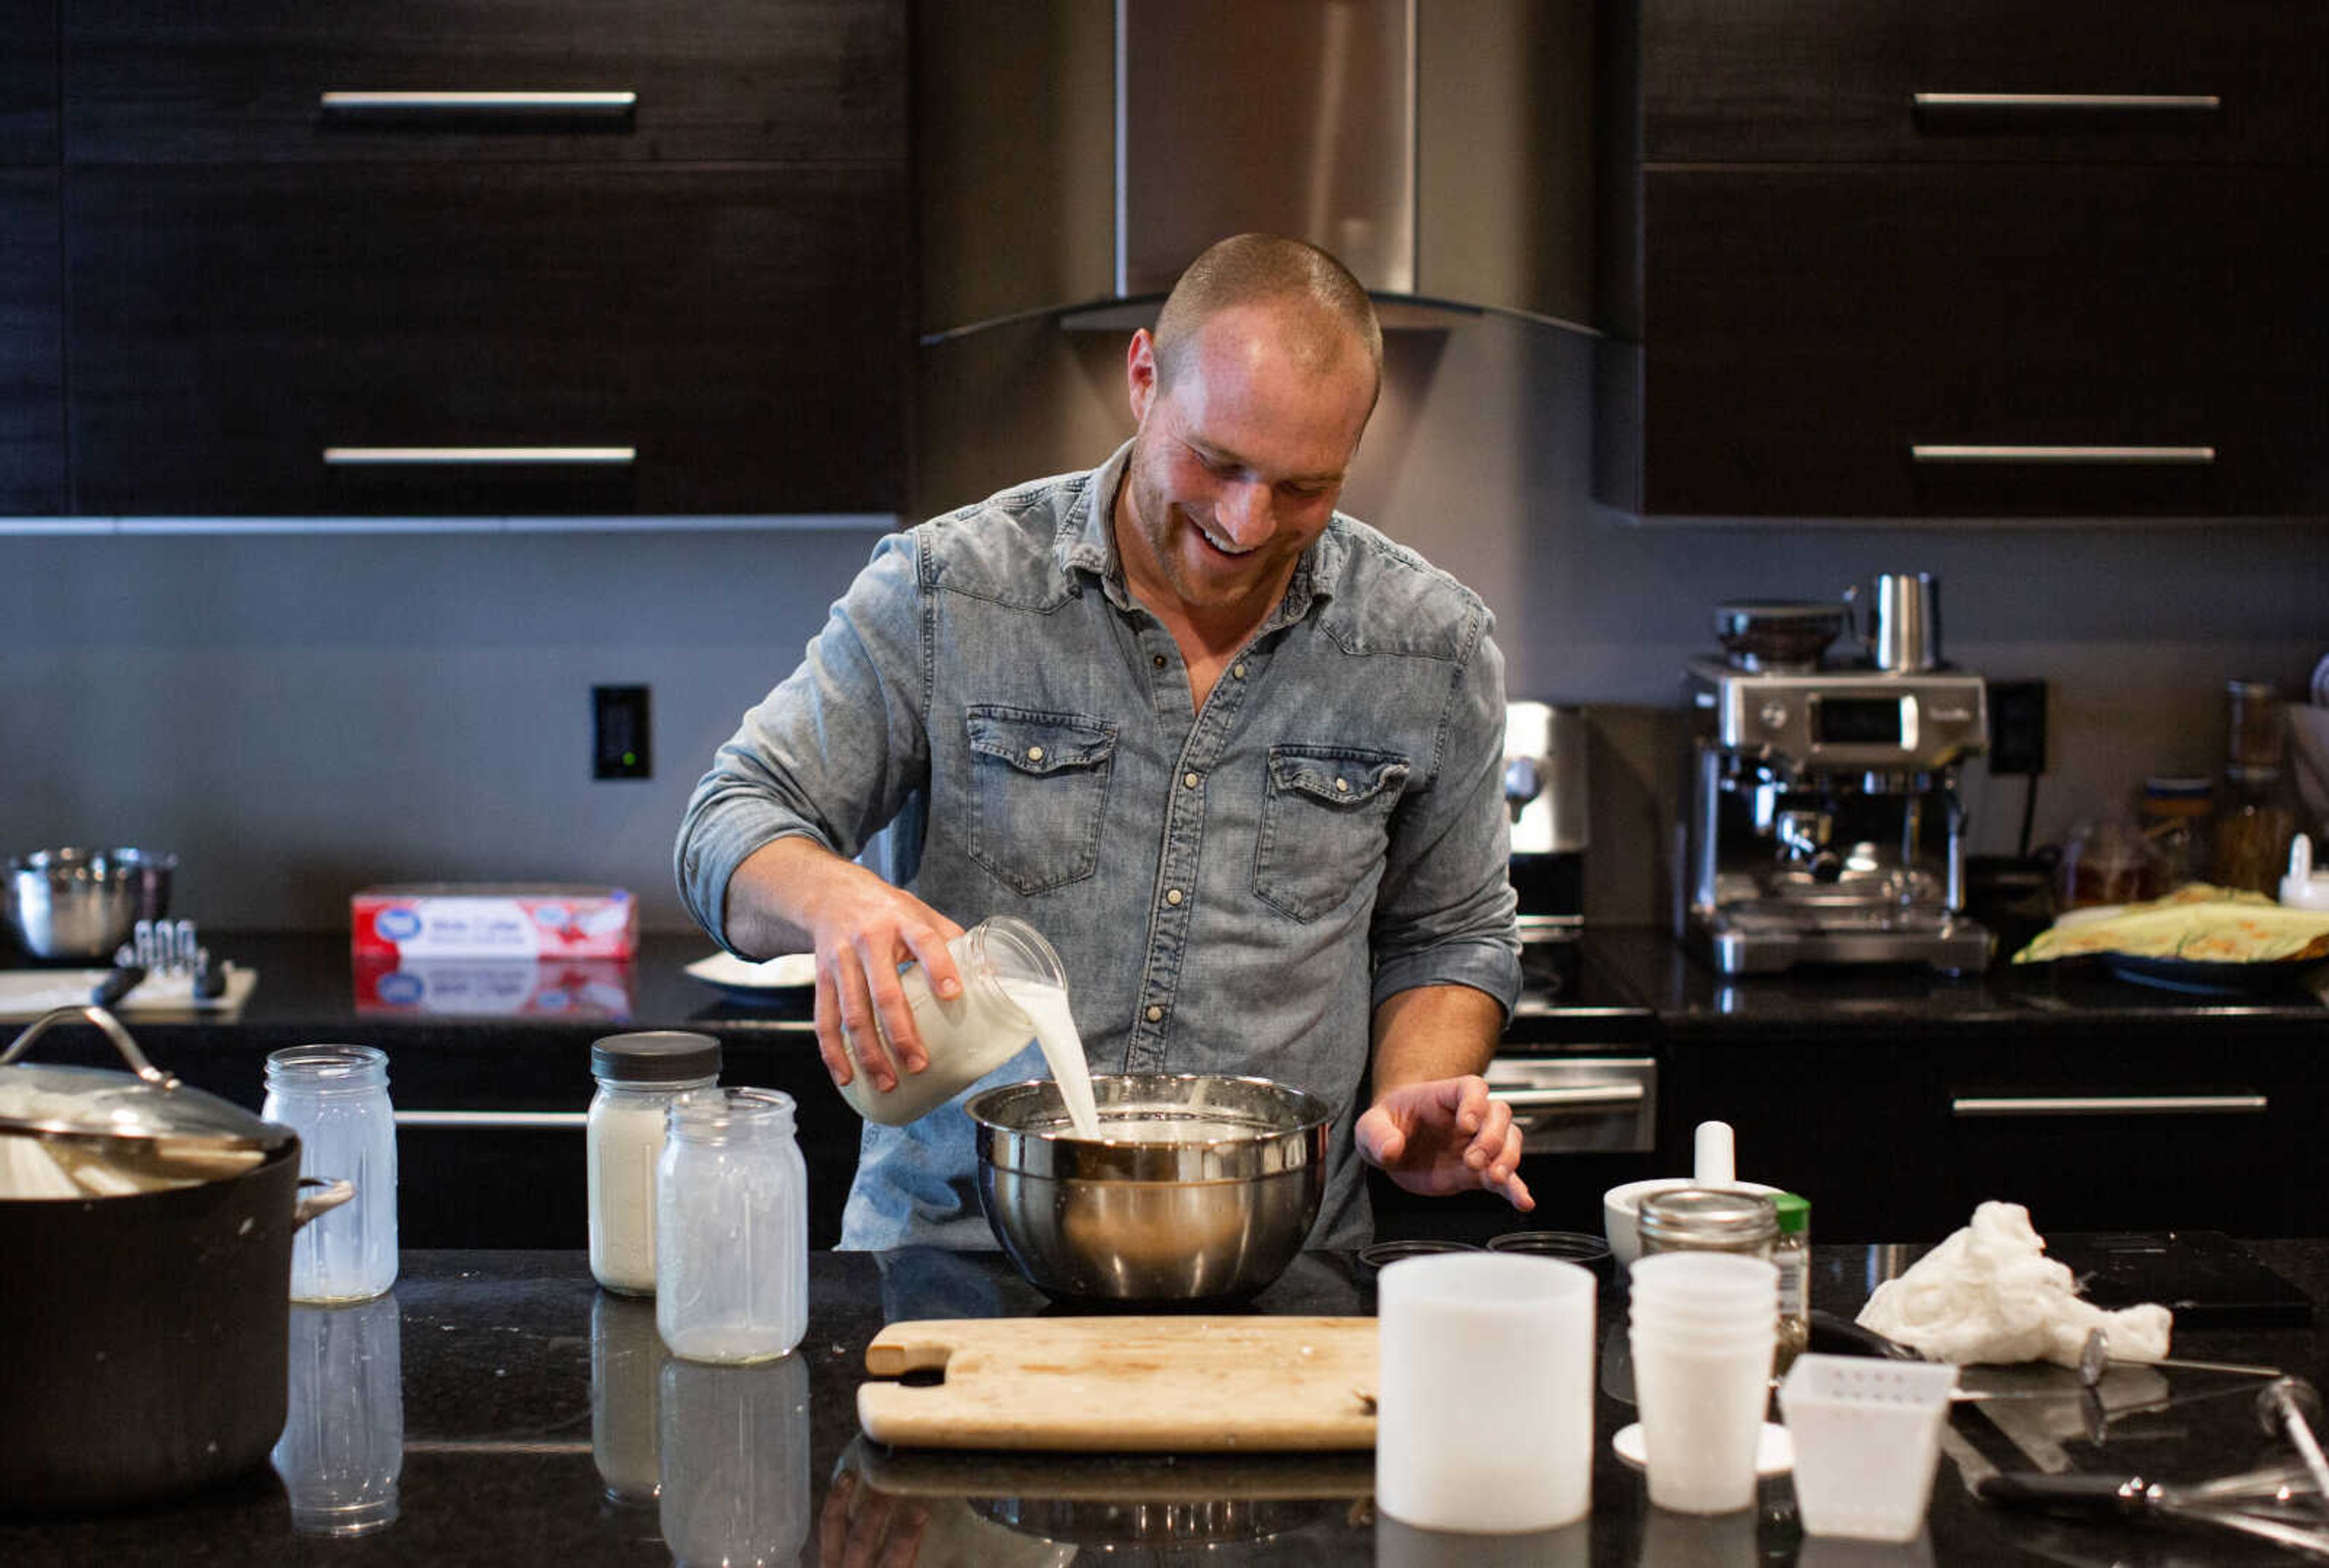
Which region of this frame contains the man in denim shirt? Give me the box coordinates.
[677,235,1529,1250]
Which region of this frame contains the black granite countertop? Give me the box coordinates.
[13,927,2321,1052]
[8,1242,2329,1566]
[1585,927,2329,1037]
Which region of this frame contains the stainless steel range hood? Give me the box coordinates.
[1116,0,1416,298]
[914,0,1594,344]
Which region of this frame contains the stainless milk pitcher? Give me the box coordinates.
[1847,571,1943,671]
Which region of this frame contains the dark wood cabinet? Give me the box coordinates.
[1662,1028,2323,1243]
[1624,166,2327,519]
[0,172,64,516]
[1599,0,2329,520]
[1637,0,2329,167]
[63,0,904,166]
[1,1,57,163]
[69,163,907,515]
[8,0,909,520]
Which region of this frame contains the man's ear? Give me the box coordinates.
[1126,328,1159,424]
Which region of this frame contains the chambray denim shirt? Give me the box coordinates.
[676,442,1521,1251]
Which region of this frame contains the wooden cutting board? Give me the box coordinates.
[858,1316,1379,1452]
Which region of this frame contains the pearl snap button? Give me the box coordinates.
[1231,662,1248,679]
[1334,778,1351,793]
[1145,1006,1163,1023]
[1165,888,1183,906]
[1026,745,1044,762]
[1183,772,1199,788]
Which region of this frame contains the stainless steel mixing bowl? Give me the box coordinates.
[3,848,175,962]
[965,1073,1334,1305]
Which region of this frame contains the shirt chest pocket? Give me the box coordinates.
[1252,744,1411,922]
[964,707,1118,896]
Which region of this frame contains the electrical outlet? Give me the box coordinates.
[593,685,652,780]
[1987,679,2048,776]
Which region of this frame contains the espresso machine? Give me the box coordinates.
[1681,581,1993,974]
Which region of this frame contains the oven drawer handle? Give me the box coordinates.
[394,1109,588,1129]
[1911,445,2216,466]
[319,90,639,120]
[1490,1084,1647,1112]
[1951,1094,2267,1118]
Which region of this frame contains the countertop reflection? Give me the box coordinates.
[5,1246,2327,1565]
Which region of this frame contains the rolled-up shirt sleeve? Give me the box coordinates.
[1365,612,1522,1019]
[674,532,930,953]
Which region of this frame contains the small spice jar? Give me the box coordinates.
[656,1088,807,1365]
[588,1031,722,1296]
[1771,1193,1812,1374]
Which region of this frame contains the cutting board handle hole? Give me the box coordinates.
[898,1367,947,1387]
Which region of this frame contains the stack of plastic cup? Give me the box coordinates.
[1627,1251,1779,1514]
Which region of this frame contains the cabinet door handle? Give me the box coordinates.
[1952,1094,2267,1117]
[1913,92,2222,117]
[319,90,639,121]
[1490,1084,1647,1112]
[1912,445,2216,466]
[394,1109,588,1129]
[324,446,637,466]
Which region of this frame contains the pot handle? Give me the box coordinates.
[294,1176,357,1230]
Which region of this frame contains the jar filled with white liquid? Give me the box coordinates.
[839,916,1092,1135]
[589,1031,722,1295]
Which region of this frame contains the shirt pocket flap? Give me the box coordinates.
[966,708,1118,776]
[1268,746,1410,807]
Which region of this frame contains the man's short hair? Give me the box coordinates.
[1152,234,1384,404]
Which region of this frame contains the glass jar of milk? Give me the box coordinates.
[588,1031,722,1296]
[839,915,1093,1135]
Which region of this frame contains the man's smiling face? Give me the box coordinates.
[1115,300,1376,634]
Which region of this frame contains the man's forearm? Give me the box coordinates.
[722,835,875,958]
[1368,983,1504,1097]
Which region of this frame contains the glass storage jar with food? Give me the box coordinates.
[2056,807,2168,910]
[2212,681,2299,896]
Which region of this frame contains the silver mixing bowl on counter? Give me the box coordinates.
[965,1073,1334,1306]
[3,847,176,962]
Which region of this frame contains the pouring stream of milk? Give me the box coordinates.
[1000,976,1100,1139]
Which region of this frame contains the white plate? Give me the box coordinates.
[684,951,818,993]
[1611,1420,1793,1478]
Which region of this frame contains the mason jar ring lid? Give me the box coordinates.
[591,1030,722,1083]
[1637,1187,1780,1250]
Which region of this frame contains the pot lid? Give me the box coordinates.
[0,1006,288,1156]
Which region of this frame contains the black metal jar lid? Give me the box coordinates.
[591,1029,723,1083]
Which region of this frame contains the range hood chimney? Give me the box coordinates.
[1116,0,1416,297]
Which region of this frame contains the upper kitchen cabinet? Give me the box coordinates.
[1,0,58,162]
[49,0,908,519]
[64,0,904,165]
[1597,0,2329,520]
[1,4,64,514]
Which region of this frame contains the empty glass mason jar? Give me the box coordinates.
[263,1044,398,1304]
[656,1088,807,1364]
